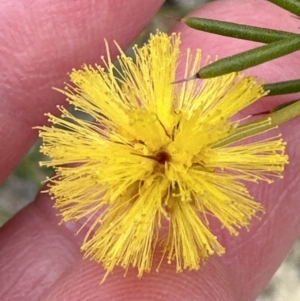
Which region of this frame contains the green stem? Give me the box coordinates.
[213,99,300,148]
[268,0,300,16]
[197,37,300,78]
[264,79,300,95]
[183,17,298,43]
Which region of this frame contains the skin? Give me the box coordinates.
[0,0,300,300]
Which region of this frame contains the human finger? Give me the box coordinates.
[0,0,164,183]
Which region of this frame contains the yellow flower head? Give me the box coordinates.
[39,31,288,279]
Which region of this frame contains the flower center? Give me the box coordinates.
[155,151,171,164]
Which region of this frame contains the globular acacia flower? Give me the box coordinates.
[38,31,288,279]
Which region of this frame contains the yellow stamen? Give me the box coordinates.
[38,31,288,280]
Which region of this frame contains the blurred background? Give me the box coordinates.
[1,0,299,300]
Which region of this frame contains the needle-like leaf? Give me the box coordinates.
[264,79,300,95]
[183,17,298,43]
[197,37,300,78]
[268,0,300,16]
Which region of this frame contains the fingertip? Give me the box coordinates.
[0,0,164,183]
[172,1,300,299]
[42,257,237,301]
